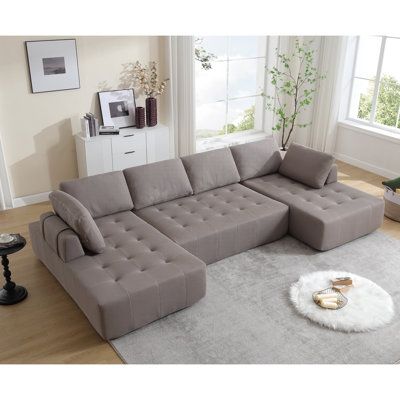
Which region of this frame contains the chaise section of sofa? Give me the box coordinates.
[243,174,383,251]
[242,143,384,251]
[30,171,206,340]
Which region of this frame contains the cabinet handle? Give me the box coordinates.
[123,134,134,137]
[124,150,136,154]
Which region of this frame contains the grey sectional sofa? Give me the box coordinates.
[29,137,384,339]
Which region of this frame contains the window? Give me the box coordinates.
[194,36,267,149]
[349,36,400,133]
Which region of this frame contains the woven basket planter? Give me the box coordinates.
[384,187,400,222]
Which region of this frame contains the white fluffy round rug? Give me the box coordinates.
[290,270,395,332]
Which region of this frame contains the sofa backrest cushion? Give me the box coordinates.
[123,159,193,210]
[326,163,338,184]
[230,136,282,181]
[279,143,334,189]
[181,148,240,194]
[49,190,105,254]
[59,171,133,218]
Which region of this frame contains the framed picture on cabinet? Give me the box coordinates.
[25,39,80,93]
[98,89,137,129]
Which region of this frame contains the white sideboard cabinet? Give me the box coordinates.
[75,124,170,178]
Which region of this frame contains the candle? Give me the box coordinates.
[320,299,339,309]
[314,293,338,302]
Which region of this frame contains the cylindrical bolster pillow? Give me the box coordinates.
[40,212,85,262]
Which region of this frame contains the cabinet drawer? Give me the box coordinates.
[112,132,146,155]
[113,150,147,170]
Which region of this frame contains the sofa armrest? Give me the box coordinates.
[325,163,338,184]
[40,212,85,262]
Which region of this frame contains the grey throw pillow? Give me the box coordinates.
[49,190,105,254]
[60,171,133,218]
[279,143,334,189]
[230,136,282,181]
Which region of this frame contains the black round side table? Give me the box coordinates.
[0,234,28,305]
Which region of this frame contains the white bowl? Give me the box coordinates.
[0,233,14,244]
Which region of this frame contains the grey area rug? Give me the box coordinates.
[111,232,400,364]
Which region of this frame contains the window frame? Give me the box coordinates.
[347,35,400,135]
[194,36,268,140]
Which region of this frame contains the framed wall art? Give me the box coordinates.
[25,39,80,93]
[98,89,137,129]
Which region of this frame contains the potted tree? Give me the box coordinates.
[265,39,325,151]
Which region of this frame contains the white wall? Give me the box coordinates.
[335,123,400,178]
[0,36,167,202]
[275,35,400,179]
[334,36,400,179]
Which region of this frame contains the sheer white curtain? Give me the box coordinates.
[308,36,349,153]
[167,36,348,156]
[169,36,196,157]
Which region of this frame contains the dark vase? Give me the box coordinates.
[135,106,145,129]
[145,96,157,127]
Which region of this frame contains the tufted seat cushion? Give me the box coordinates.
[136,184,289,264]
[30,211,206,340]
[243,173,384,251]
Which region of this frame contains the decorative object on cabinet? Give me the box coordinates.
[98,89,136,129]
[132,61,169,127]
[146,97,157,127]
[135,107,145,129]
[25,39,80,93]
[75,124,171,177]
[99,126,119,135]
[81,113,99,138]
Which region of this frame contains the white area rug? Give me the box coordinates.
[290,271,394,332]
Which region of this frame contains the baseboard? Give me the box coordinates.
[12,191,50,208]
[334,152,399,179]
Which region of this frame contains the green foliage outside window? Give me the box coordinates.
[220,106,255,135]
[358,75,400,129]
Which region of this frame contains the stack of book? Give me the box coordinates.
[81,113,99,138]
[99,126,119,135]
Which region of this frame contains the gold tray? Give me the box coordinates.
[312,287,348,310]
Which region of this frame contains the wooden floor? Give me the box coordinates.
[0,160,399,364]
